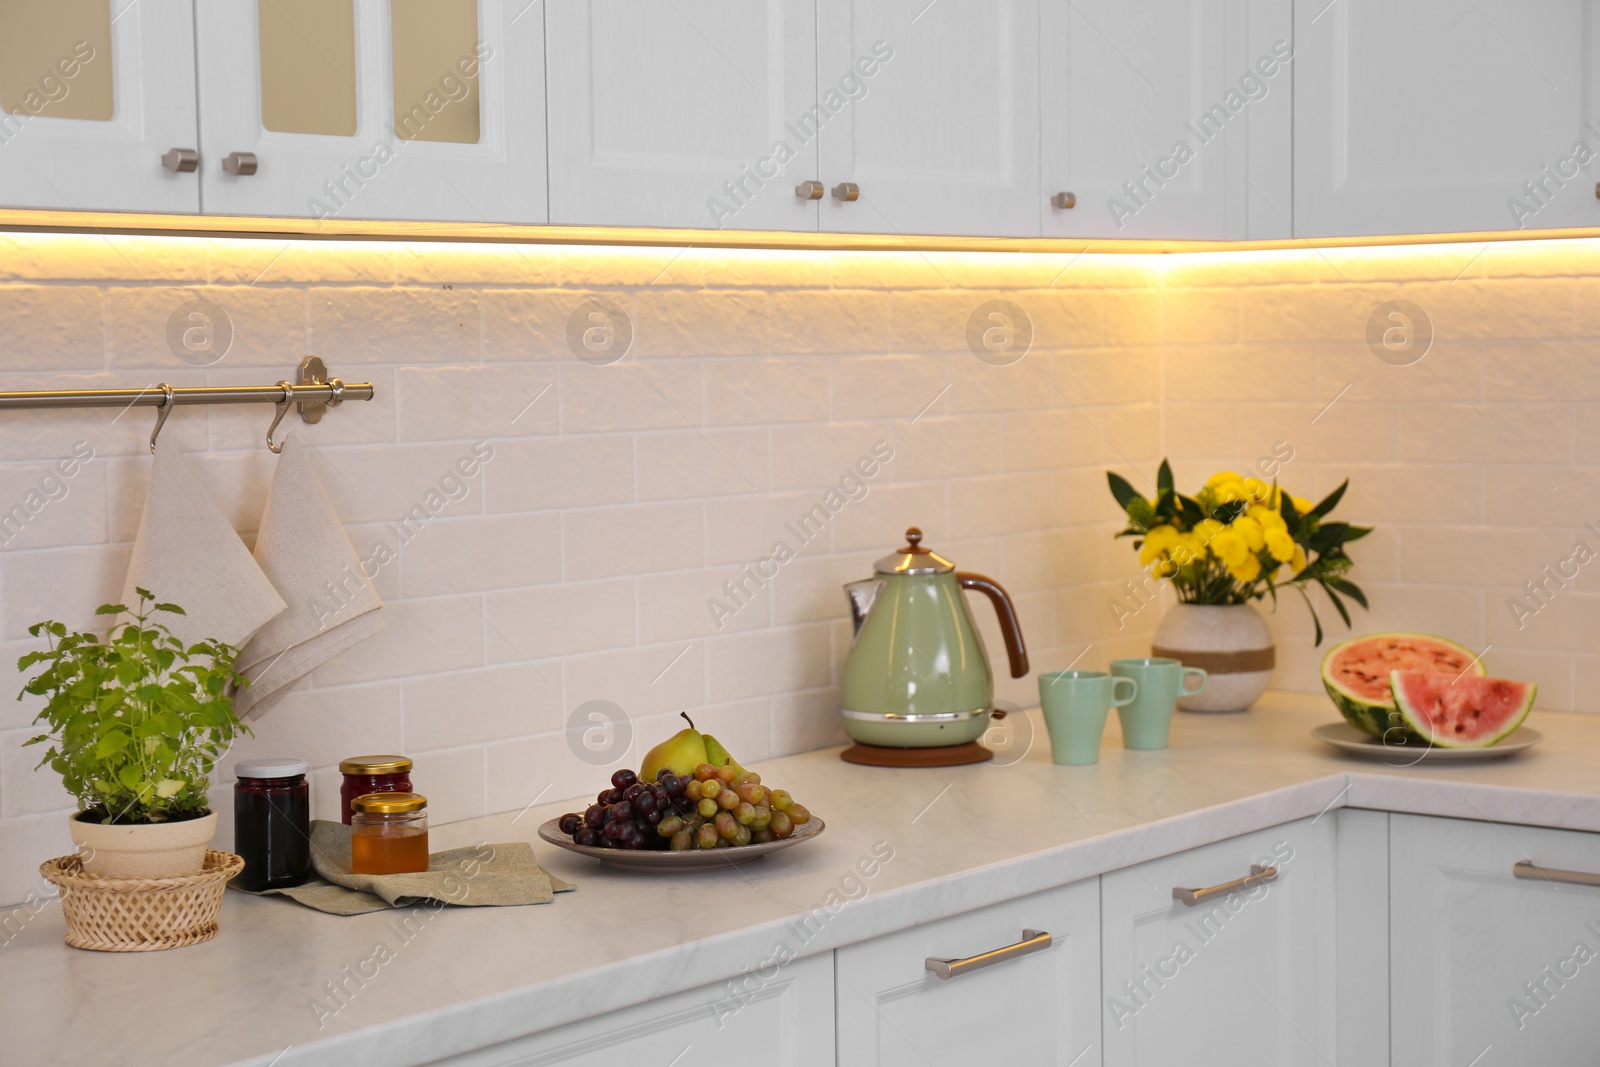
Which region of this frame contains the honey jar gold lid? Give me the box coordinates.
[352,791,427,814]
[339,755,413,775]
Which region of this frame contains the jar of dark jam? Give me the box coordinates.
[339,755,413,825]
[233,758,311,891]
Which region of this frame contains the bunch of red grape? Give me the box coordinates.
[557,767,693,851]
[557,764,812,851]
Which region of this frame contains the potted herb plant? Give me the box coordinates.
[1108,462,1372,712]
[19,590,248,878]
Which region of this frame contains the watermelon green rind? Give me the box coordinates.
[1390,670,1536,749]
[1320,632,1485,739]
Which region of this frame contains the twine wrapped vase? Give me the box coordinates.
[1152,603,1275,713]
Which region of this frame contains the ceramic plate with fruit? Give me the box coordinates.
[539,714,824,872]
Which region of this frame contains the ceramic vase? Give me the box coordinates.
[1152,603,1275,713]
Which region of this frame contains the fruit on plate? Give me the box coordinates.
[1321,632,1485,739]
[1390,669,1536,749]
[640,712,743,781]
[556,760,812,852]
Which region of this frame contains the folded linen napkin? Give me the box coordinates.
[232,819,575,916]
[120,436,286,649]
[234,432,384,719]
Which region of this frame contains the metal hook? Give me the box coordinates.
[266,380,294,453]
[148,383,175,454]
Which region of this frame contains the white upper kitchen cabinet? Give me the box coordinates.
[815,0,1040,237]
[195,0,545,223]
[0,0,199,214]
[1041,0,1293,240]
[1101,817,1337,1067]
[1391,813,1600,1065]
[545,1,819,232]
[1294,0,1600,237]
[835,876,1100,1065]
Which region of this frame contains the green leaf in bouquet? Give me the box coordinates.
[1107,471,1142,512]
[1327,577,1369,609]
[1157,459,1173,495]
[1309,480,1349,519]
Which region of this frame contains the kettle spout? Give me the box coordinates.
[844,579,884,636]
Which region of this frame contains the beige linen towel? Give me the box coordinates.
[232,820,575,915]
[121,436,286,650]
[234,432,384,719]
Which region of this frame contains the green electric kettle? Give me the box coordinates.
[840,527,1029,748]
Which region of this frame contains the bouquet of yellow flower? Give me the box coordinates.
[1107,460,1372,643]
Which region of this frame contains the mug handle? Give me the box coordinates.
[1181,668,1208,696]
[1111,677,1138,706]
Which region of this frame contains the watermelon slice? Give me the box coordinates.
[1390,669,1535,748]
[1321,632,1485,739]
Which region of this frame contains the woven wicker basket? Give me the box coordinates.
[39,849,243,952]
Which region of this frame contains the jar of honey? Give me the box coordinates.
[338,755,413,825]
[350,792,430,875]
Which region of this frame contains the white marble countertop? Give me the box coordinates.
[6,691,1600,1067]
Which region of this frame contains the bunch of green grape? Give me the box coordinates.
[657,763,813,850]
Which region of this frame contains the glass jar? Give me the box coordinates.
[350,792,430,875]
[233,758,311,891]
[338,755,413,825]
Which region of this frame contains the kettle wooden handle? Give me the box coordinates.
[956,572,1030,678]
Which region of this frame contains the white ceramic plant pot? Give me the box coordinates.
[69,810,216,879]
[1153,603,1275,713]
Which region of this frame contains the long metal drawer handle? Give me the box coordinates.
[1173,864,1277,907]
[925,929,1051,980]
[1514,861,1600,888]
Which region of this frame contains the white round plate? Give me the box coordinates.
[538,816,825,872]
[1312,722,1542,762]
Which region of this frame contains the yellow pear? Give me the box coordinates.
[641,712,709,781]
[702,733,745,775]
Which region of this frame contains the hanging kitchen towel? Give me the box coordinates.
[120,436,286,650]
[234,431,384,719]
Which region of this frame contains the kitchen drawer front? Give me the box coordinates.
[422,951,834,1066]
[835,877,1100,1066]
[1101,816,1336,1067]
[1391,813,1600,1065]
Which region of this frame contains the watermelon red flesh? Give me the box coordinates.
[1321,632,1485,739]
[1390,669,1536,748]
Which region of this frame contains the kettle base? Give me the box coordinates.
[839,741,993,768]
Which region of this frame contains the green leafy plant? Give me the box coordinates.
[18,590,249,825]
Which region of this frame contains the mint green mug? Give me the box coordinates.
[1111,657,1207,750]
[1039,670,1138,765]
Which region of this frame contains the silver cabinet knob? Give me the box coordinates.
[1052,191,1076,209]
[162,148,199,173]
[795,179,825,200]
[222,151,259,176]
[832,181,860,202]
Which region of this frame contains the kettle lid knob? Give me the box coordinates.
[874,525,953,575]
[904,527,922,550]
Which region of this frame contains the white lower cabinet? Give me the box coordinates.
[835,877,1101,1065]
[1391,813,1600,1064]
[1100,816,1338,1067]
[424,951,835,1066]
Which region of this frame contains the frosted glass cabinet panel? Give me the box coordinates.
[0,0,199,213]
[196,0,545,222]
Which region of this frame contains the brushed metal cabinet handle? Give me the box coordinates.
[1514,861,1600,888]
[1052,191,1076,209]
[925,928,1051,980]
[832,181,860,202]
[162,148,198,173]
[1173,864,1278,907]
[222,151,258,176]
[796,180,825,200]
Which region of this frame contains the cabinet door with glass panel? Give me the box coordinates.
[0,0,200,214]
[195,0,545,223]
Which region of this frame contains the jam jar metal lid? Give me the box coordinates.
[236,758,308,779]
[352,791,427,814]
[339,755,413,775]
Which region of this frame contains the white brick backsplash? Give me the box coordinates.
[6,232,1600,904]
[485,436,635,512]
[486,579,636,661]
